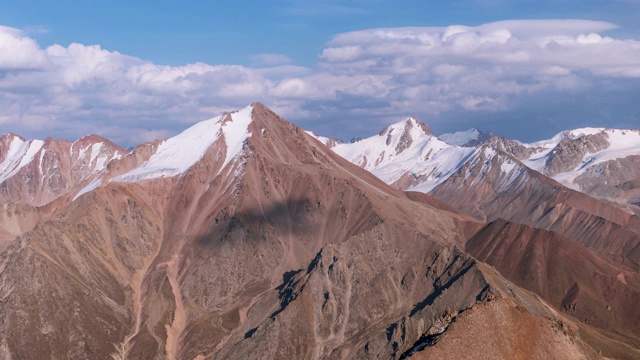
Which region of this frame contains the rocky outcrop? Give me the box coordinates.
[430,146,640,270]
[0,133,126,206]
[573,155,640,210]
[485,136,540,160]
[543,132,610,176]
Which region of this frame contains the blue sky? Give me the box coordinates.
[1,0,640,146]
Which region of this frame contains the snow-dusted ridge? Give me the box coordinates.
[0,134,123,186]
[74,179,103,201]
[3,104,639,206]
[112,105,253,183]
[0,133,127,205]
[332,116,475,193]
[521,128,640,188]
[0,135,44,183]
[305,131,343,147]
[325,119,640,198]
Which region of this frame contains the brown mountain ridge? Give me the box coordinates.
[0,103,637,359]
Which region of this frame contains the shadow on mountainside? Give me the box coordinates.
[195,198,321,247]
[194,197,379,247]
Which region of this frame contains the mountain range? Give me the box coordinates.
[0,103,638,359]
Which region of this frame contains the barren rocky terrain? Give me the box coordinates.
[0,103,638,359]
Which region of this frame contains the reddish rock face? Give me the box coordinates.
[467,220,640,342]
[428,145,640,268]
[0,104,481,359]
[0,103,637,359]
[326,117,640,357]
[0,133,126,206]
[0,134,127,250]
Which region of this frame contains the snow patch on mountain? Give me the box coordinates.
[566,127,606,140]
[497,155,525,192]
[523,128,640,190]
[524,128,611,155]
[305,131,342,147]
[220,105,253,175]
[74,141,119,175]
[38,148,46,175]
[467,147,497,186]
[584,129,640,164]
[405,145,476,193]
[112,105,253,183]
[89,143,110,172]
[0,136,44,183]
[522,128,640,189]
[73,179,104,201]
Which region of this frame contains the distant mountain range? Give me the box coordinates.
[0,103,638,359]
[317,118,640,212]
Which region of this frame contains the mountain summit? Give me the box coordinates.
[0,103,637,359]
[331,116,474,192]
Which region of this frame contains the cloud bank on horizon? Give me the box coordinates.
[1,19,639,146]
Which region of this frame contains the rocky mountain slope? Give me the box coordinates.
[468,219,640,350]
[0,134,126,250]
[0,103,640,359]
[325,116,640,355]
[480,128,640,210]
[329,118,640,267]
[0,133,126,206]
[521,128,640,210]
[428,145,640,267]
[0,103,621,359]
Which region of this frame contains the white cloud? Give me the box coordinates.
[307,20,640,123]
[0,26,49,70]
[269,78,316,97]
[0,20,639,145]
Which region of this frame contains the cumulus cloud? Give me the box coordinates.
[307,19,640,138]
[0,26,50,70]
[0,26,283,145]
[1,20,640,145]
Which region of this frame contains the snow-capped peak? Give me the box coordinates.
[519,127,640,190]
[380,116,433,137]
[372,116,433,155]
[70,136,124,177]
[331,115,473,193]
[112,105,254,183]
